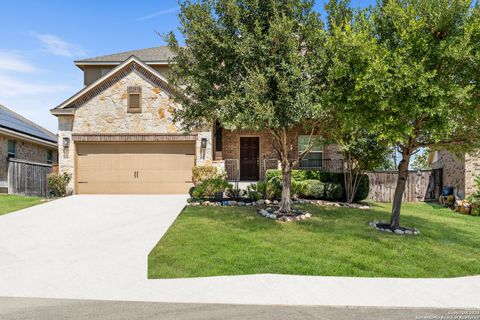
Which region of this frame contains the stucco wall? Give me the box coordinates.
[0,135,57,190]
[57,68,211,193]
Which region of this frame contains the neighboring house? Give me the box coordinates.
[0,104,57,193]
[51,47,342,195]
[431,150,480,199]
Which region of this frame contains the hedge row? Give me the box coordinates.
[265,169,369,202]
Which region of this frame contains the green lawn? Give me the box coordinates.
[148,202,480,279]
[0,195,44,216]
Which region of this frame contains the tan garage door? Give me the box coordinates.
[76,143,195,194]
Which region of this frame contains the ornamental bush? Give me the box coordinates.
[48,172,72,197]
[191,178,231,199]
[264,169,369,202]
[323,182,344,201]
[300,180,325,199]
[192,165,225,186]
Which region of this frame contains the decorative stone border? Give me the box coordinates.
[187,198,372,209]
[258,207,312,222]
[369,220,420,235]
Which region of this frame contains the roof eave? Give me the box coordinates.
[50,108,75,116]
[0,127,57,148]
[74,60,172,66]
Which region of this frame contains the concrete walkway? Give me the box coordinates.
[0,195,479,308]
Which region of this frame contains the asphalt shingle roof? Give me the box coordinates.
[75,46,175,63]
[0,104,57,143]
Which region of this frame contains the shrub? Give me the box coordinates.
[300,180,325,199]
[191,178,231,198]
[323,182,344,201]
[48,172,71,197]
[265,169,282,181]
[291,180,307,198]
[318,172,344,184]
[246,185,262,201]
[265,169,319,182]
[267,175,283,199]
[353,175,370,202]
[192,165,225,186]
[247,181,268,200]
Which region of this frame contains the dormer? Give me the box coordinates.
[74,46,175,86]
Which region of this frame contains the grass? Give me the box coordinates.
[148,202,480,279]
[0,194,44,216]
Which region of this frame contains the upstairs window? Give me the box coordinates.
[127,86,142,113]
[47,150,53,164]
[298,135,323,169]
[7,140,16,159]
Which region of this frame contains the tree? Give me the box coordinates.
[363,0,480,227]
[324,0,480,228]
[411,151,430,171]
[322,6,390,203]
[166,0,330,213]
[339,130,391,203]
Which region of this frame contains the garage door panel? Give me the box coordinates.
[76,143,195,194]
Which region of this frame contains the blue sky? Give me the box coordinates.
[0,0,374,132]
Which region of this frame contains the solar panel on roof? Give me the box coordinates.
[0,106,56,143]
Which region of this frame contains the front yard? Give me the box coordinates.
[148,202,480,279]
[0,195,43,216]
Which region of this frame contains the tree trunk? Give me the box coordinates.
[278,165,292,213]
[390,152,411,228]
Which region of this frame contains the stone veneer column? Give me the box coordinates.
[195,130,213,166]
[57,116,75,194]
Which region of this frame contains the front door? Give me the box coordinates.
[240,137,260,181]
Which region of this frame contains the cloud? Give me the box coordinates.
[138,7,179,21]
[0,74,72,96]
[34,33,86,57]
[0,52,37,73]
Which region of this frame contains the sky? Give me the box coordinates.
[0,0,375,133]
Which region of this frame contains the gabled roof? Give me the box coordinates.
[51,55,180,114]
[0,104,57,143]
[74,46,175,66]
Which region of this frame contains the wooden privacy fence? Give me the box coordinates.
[8,159,52,197]
[366,170,435,202]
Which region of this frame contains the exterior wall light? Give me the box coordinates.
[201,138,207,149]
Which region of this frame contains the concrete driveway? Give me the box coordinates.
[0,195,479,308]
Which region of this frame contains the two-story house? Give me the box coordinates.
[51,47,342,195]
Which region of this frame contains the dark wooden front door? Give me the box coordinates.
[240,137,260,181]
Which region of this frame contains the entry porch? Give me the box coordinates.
[211,124,344,182]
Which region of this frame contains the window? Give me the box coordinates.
[298,135,323,169]
[127,86,142,113]
[47,150,53,164]
[7,140,16,158]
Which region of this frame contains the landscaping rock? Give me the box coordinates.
[256,200,265,205]
[273,200,279,204]
[305,213,312,218]
[228,201,237,206]
[260,209,269,216]
[238,202,246,206]
[394,229,405,235]
[265,199,272,205]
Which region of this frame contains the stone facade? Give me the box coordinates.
[431,150,465,198]
[56,67,212,193]
[464,152,480,195]
[0,135,57,191]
